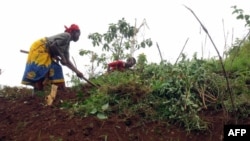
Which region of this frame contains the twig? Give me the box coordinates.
[183,5,235,111]
[175,38,189,65]
[222,19,228,59]
[156,42,163,62]
[71,56,77,69]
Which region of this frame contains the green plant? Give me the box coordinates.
[135,53,147,73]
[140,54,222,130]
[224,40,250,72]
[65,73,81,88]
[232,5,250,27]
[88,18,153,61]
[71,92,110,119]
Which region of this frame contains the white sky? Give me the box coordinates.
[0,0,249,87]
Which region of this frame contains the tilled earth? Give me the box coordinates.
[0,86,249,141]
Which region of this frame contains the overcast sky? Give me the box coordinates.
[0,0,249,87]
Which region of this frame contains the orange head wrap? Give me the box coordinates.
[64,24,80,33]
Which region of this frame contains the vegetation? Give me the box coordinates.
[57,9,250,131]
[79,18,152,77]
[1,7,250,133]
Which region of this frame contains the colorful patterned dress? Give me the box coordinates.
[21,33,71,87]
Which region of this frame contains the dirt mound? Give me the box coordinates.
[0,87,248,141]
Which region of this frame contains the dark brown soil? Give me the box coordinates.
[0,86,249,141]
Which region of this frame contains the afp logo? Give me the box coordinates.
[224,125,250,141]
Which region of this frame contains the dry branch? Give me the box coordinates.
[183,5,235,111]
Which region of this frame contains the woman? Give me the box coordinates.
[107,57,136,72]
[21,24,84,91]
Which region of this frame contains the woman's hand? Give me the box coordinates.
[59,56,68,65]
[76,71,84,79]
[60,59,67,65]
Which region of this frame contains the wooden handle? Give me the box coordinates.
[20,50,29,54]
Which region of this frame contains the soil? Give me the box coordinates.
[0,85,249,141]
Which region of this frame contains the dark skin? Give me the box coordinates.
[49,30,84,79]
[123,59,136,72]
[125,58,136,68]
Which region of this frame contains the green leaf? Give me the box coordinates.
[101,103,109,111]
[237,14,244,19]
[141,42,145,48]
[90,108,97,114]
[97,113,108,119]
[244,15,250,21]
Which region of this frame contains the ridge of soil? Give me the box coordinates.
[0,86,249,141]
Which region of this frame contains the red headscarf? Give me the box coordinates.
[64,24,80,33]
